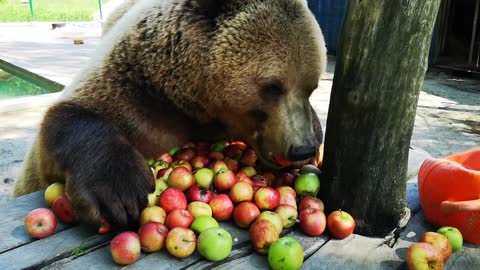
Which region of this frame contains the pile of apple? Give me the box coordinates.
[23,140,357,270]
[406,226,463,270]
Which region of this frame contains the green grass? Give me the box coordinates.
[0,0,110,22]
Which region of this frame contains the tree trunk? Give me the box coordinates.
[320,0,441,236]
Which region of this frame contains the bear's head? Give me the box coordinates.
[203,0,327,167]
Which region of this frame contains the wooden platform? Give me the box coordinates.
[0,191,478,270]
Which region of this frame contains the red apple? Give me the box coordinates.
[158,152,173,165]
[191,155,210,170]
[211,160,228,173]
[171,160,192,172]
[209,194,234,221]
[229,181,254,204]
[236,171,254,186]
[24,208,57,239]
[271,172,296,188]
[140,206,166,225]
[52,195,75,224]
[138,222,169,252]
[166,227,196,258]
[110,231,141,265]
[208,151,224,160]
[254,187,280,210]
[196,142,210,156]
[173,148,196,161]
[299,208,326,236]
[240,166,257,177]
[249,219,280,255]
[168,167,195,191]
[326,210,355,239]
[298,196,324,212]
[157,167,173,180]
[275,204,298,229]
[159,187,187,213]
[257,211,283,234]
[98,218,111,234]
[224,157,239,173]
[420,232,452,262]
[277,186,297,209]
[406,242,444,270]
[240,149,257,166]
[213,169,236,192]
[233,201,260,228]
[165,209,194,229]
[261,171,276,186]
[187,201,212,218]
[185,184,214,203]
[224,144,244,160]
[251,175,268,192]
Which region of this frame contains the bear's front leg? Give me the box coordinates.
[40,101,155,229]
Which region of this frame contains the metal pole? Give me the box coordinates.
[98,0,103,21]
[468,0,479,66]
[29,0,35,21]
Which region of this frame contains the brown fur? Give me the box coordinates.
[14,0,327,229]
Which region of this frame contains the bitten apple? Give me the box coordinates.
[420,232,452,261]
[406,242,444,270]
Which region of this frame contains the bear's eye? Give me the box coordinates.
[261,80,284,96]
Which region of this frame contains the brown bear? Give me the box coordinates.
[14,0,327,229]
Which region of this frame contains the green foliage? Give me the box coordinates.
[0,0,110,22]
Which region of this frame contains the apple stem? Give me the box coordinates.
[295,219,300,223]
[339,209,343,218]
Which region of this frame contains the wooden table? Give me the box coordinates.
[1,191,479,270]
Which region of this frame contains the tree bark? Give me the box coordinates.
[320,0,441,236]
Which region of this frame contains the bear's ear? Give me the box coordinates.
[189,0,226,20]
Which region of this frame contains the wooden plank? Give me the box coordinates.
[0,225,112,270]
[0,191,46,225]
[41,246,120,270]
[211,230,329,270]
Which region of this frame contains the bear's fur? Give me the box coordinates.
[14,0,327,229]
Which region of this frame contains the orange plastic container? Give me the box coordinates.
[418,148,480,245]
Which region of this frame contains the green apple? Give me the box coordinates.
[210,141,227,152]
[169,146,181,156]
[194,168,215,188]
[190,215,219,234]
[268,237,304,270]
[147,179,169,206]
[294,173,320,196]
[197,227,232,261]
[437,226,463,251]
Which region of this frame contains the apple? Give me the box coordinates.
[213,169,236,192]
[249,219,280,255]
[236,171,254,186]
[299,164,322,176]
[24,208,57,239]
[420,232,452,261]
[138,222,169,252]
[298,196,324,212]
[406,242,444,270]
[209,194,234,221]
[233,201,260,228]
[187,201,212,218]
[173,148,196,162]
[251,175,268,192]
[261,171,276,186]
[156,167,173,180]
[197,227,233,261]
[191,155,210,170]
[277,186,297,209]
[275,204,298,229]
[191,215,219,234]
[165,209,194,229]
[326,210,355,239]
[211,160,228,174]
[208,151,224,161]
[98,218,111,234]
[224,144,244,160]
[153,162,170,178]
[241,166,257,177]
[182,141,197,149]
[229,181,254,204]
[159,187,187,213]
[273,154,292,167]
[110,231,141,265]
[158,152,173,165]
[210,141,227,152]
[44,182,65,206]
[169,146,181,156]
[224,157,239,173]
[171,160,192,172]
[254,187,280,210]
[258,211,283,234]
[140,206,167,225]
[271,172,296,188]
[166,227,196,258]
[299,208,326,236]
[268,237,304,270]
[294,173,320,196]
[186,185,214,203]
[436,226,463,252]
[52,195,75,224]
[147,179,169,206]
[167,167,194,191]
[240,149,257,166]
[194,168,215,189]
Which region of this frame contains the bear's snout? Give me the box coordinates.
[287,144,317,161]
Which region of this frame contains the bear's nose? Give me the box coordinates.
[287,144,316,161]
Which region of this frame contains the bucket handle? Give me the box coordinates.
[440,198,480,213]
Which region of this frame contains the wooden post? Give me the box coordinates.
[320,0,441,236]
